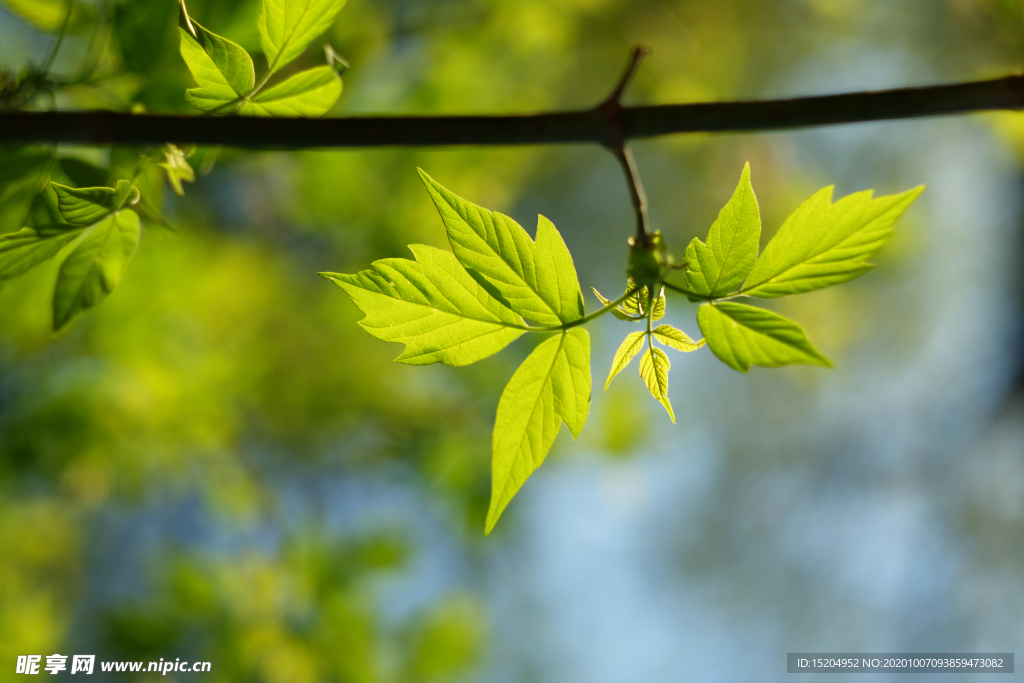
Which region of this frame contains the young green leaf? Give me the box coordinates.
[0,0,95,33]
[53,210,140,330]
[53,180,137,225]
[652,325,704,352]
[684,162,760,297]
[592,288,641,321]
[487,328,590,534]
[0,147,54,233]
[259,0,349,73]
[605,331,646,389]
[321,244,525,367]
[241,65,342,117]
[697,301,833,372]
[650,287,666,321]
[418,170,584,327]
[0,225,82,280]
[742,186,924,297]
[639,346,674,423]
[622,287,644,316]
[179,23,255,112]
[158,145,197,196]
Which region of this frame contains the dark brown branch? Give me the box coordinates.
[1,75,1022,148]
[599,45,650,119]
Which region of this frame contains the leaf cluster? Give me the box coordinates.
[178,0,348,116]
[324,164,923,534]
[0,0,353,330]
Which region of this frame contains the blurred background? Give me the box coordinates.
[1,0,1024,681]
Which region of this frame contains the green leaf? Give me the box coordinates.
[487,328,590,534]
[0,147,54,233]
[650,287,665,321]
[652,325,704,352]
[53,180,137,226]
[742,186,925,297]
[622,287,644,316]
[605,331,646,389]
[0,0,95,33]
[28,184,62,226]
[53,210,140,330]
[684,162,760,297]
[639,346,674,423]
[592,288,641,322]
[241,65,342,117]
[0,225,82,280]
[321,244,525,367]
[258,0,348,73]
[418,170,584,327]
[180,23,255,112]
[697,301,833,372]
[157,145,196,197]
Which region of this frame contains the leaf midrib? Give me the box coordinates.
[358,281,529,331]
[62,214,118,314]
[495,332,566,507]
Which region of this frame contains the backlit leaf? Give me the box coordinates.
[697,301,833,372]
[742,185,924,297]
[639,346,674,423]
[652,325,704,352]
[419,170,584,327]
[605,331,645,389]
[684,162,760,297]
[650,287,665,321]
[622,287,644,316]
[487,328,590,534]
[592,287,640,321]
[0,225,82,279]
[259,0,348,73]
[180,23,255,112]
[158,145,196,196]
[321,244,525,366]
[242,65,342,117]
[53,210,140,330]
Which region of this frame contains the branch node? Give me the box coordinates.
[597,45,650,144]
[595,47,653,244]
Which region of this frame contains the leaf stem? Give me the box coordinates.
[523,286,640,333]
[179,0,197,38]
[662,279,745,303]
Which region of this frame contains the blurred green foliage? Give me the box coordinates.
[1,0,1023,680]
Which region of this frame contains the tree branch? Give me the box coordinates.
[1,75,1022,148]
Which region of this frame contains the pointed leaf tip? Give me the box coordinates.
[419,171,584,326]
[486,328,590,534]
[324,245,525,367]
[684,162,760,297]
[697,302,833,372]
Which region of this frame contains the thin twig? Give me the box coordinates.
[1,75,1022,147]
[613,145,651,244]
[598,47,653,242]
[599,45,650,117]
